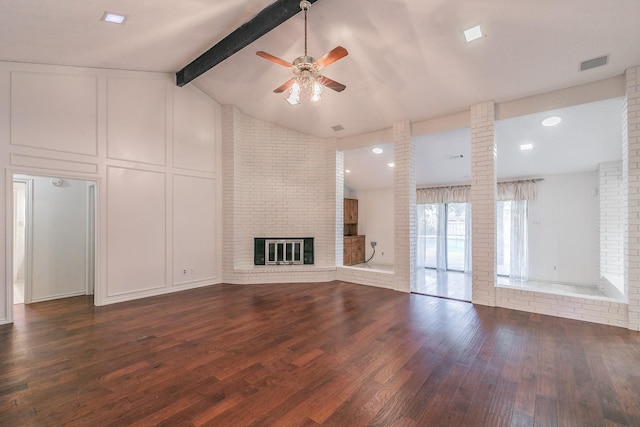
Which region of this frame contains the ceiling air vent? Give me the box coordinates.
[332,124,345,132]
[580,55,608,71]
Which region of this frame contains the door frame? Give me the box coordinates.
[4,171,99,324]
[12,177,33,304]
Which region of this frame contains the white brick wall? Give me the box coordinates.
[221,107,336,284]
[336,150,345,266]
[218,70,640,330]
[496,287,628,327]
[471,102,497,306]
[626,66,640,331]
[394,120,415,293]
[598,161,624,281]
[336,266,396,290]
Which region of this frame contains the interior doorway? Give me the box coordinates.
[13,180,29,304]
[12,174,96,305]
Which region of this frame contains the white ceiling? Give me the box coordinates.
[1,0,639,140]
[345,97,624,190]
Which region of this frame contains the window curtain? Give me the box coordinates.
[412,205,427,291]
[509,200,528,280]
[416,179,535,277]
[435,204,447,271]
[497,180,537,201]
[417,185,470,204]
[464,203,472,274]
[417,179,536,203]
[416,206,427,270]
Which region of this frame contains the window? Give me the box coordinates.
[417,203,470,272]
[496,200,528,279]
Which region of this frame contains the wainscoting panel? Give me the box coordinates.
[10,71,98,155]
[106,166,166,296]
[172,174,217,285]
[106,76,167,166]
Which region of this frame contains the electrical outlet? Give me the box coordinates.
[182,269,188,276]
[371,241,377,247]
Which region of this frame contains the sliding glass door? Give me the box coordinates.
[417,202,470,272]
[446,203,466,271]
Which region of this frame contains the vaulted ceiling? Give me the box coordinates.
[1,1,637,191]
[2,0,639,140]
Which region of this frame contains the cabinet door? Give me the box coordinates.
[344,199,358,224]
[343,240,352,265]
[353,237,365,264]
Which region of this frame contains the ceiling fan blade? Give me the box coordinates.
[274,78,296,93]
[315,46,348,68]
[256,51,292,68]
[318,76,346,92]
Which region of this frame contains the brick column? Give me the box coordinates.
[394,120,416,292]
[626,66,640,331]
[221,105,239,283]
[471,102,497,306]
[335,149,345,266]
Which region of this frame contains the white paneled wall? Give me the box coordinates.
[0,61,221,322]
[172,175,217,285]
[10,72,98,155]
[106,77,167,165]
[106,167,166,296]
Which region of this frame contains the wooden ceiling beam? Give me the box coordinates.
[176,0,319,87]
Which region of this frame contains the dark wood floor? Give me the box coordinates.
[1,282,640,426]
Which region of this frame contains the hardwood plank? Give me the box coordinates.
[1,281,639,425]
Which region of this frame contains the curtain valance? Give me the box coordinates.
[416,179,537,204]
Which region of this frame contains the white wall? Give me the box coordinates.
[30,176,88,302]
[528,171,599,285]
[352,188,395,266]
[0,60,222,322]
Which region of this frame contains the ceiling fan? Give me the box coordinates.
[256,0,348,105]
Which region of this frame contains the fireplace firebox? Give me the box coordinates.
[254,237,314,265]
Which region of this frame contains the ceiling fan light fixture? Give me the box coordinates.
[311,81,322,102]
[286,81,301,105]
[257,0,347,105]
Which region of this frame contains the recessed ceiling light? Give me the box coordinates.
[102,11,127,25]
[463,25,484,43]
[332,124,344,132]
[345,169,351,174]
[387,162,395,168]
[520,143,535,151]
[372,147,383,154]
[541,116,562,127]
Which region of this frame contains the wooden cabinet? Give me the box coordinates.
[344,236,365,266]
[343,242,351,266]
[343,198,365,265]
[344,198,358,237]
[344,198,358,225]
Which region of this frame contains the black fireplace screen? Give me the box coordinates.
[254,237,314,265]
